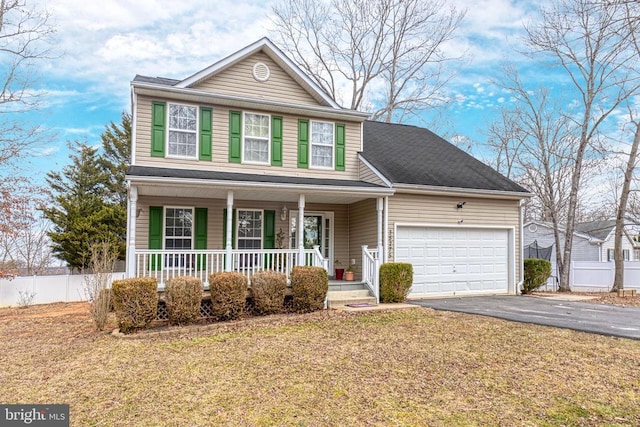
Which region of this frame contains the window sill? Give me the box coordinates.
[166,154,198,160]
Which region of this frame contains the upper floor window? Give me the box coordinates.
[168,103,198,158]
[243,113,270,163]
[310,121,334,168]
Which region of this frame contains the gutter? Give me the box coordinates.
[126,174,395,197]
[393,183,531,200]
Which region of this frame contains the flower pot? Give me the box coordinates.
[344,271,355,281]
[335,268,345,280]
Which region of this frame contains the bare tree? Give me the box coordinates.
[271,0,465,122]
[0,0,54,242]
[608,0,640,292]
[524,0,639,291]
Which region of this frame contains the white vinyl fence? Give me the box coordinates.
[0,273,126,308]
[542,261,640,292]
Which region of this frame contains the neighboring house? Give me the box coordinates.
[124,37,530,301]
[524,220,640,274]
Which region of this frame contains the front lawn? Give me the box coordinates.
[1,302,639,426]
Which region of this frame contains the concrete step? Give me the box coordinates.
[328,281,368,291]
[327,289,371,299]
[328,295,377,309]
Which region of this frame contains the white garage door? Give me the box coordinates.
[396,226,510,297]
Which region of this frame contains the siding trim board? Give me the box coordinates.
[133,84,369,122]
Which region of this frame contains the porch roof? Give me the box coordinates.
[126,165,394,203]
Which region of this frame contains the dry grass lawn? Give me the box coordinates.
[1,300,640,426]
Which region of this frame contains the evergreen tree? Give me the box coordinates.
[43,142,126,271]
[100,112,131,208]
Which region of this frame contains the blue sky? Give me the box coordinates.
[21,0,550,182]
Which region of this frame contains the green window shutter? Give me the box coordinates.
[151,102,166,157]
[222,208,236,249]
[194,208,208,249]
[199,107,212,161]
[263,210,276,249]
[229,111,242,163]
[271,116,283,166]
[298,119,309,169]
[194,207,208,270]
[335,123,346,171]
[148,206,163,271]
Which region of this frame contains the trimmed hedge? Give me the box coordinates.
[522,258,552,294]
[111,277,158,333]
[290,266,328,313]
[379,262,413,303]
[250,270,287,315]
[165,276,203,325]
[209,272,247,320]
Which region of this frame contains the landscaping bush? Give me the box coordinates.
[209,272,247,320]
[290,266,328,313]
[522,258,552,294]
[379,262,413,303]
[111,277,158,333]
[250,270,287,315]
[165,276,203,325]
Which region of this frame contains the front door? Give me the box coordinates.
[290,212,333,271]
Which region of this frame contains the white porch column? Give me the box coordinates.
[377,197,384,258]
[298,194,305,265]
[225,190,234,271]
[126,185,138,278]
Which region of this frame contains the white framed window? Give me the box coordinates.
[237,210,263,250]
[624,249,630,261]
[310,120,334,168]
[164,207,193,267]
[168,103,198,158]
[607,249,614,261]
[243,112,270,164]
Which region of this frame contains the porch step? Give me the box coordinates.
[327,288,377,309]
[328,281,368,291]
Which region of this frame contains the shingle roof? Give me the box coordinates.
[133,75,180,86]
[361,120,529,194]
[575,220,617,241]
[127,165,387,189]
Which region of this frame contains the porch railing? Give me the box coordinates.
[134,248,326,288]
[362,245,381,303]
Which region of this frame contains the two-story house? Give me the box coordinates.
[125,38,530,302]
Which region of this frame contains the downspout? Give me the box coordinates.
[384,196,389,262]
[517,199,524,294]
[130,85,138,165]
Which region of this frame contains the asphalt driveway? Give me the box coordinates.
[410,295,640,340]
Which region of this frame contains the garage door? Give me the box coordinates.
[395,226,510,297]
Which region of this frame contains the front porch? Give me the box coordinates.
[131,246,382,304]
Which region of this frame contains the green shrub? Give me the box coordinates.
[111,277,158,333]
[379,262,413,303]
[250,270,287,315]
[209,272,247,320]
[290,266,328,313]
[165,276,203,325]
[522,259,552,294]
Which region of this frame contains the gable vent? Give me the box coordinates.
[252,62,270,82]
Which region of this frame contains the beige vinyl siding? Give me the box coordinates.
[192,52,319,106]
[348,199,378,279]
[387,193,522,282]
[134,95,361,180]
[358,160,386,186]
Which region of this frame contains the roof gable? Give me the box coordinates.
[176,37,340,109]
[361,121,529,194]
